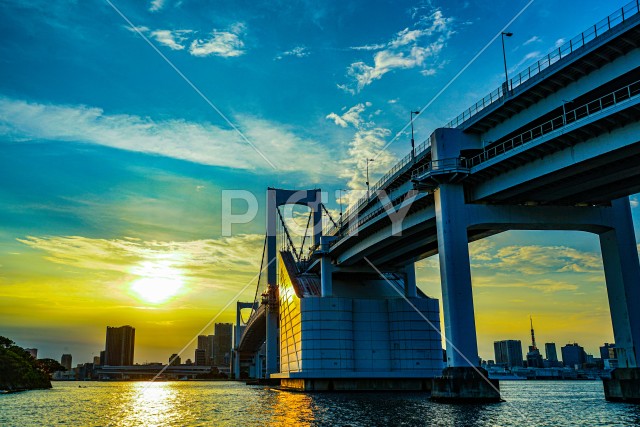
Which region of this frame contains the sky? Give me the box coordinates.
[0,0,636,364]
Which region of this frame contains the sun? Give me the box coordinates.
[130,260,184,304]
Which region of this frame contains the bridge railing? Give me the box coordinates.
[444,0,640,130]
[465,80,640,168]
[323,138,431,237]
[412,157,469,179]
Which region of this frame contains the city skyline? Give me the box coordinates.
[0,0,634,364]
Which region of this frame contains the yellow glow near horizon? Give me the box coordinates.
[130,260,185,304]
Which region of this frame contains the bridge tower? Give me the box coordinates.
[265,188,323,377]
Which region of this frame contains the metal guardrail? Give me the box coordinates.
[411,158,469,179]
[465,80,640,168]
[323,138,431,236]
[444,0,640,129]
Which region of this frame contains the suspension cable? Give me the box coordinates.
[276,207,300,261]
[322,203,338,229]
[300,210,313,258]
[250,232,268,318]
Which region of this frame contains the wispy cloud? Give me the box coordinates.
[150,29,193,50]
[523,35,541,46]
[149,0,166,12]
[189,23,246,58]
[326,102,396,200]
[470,242,603,275]
[341,9,453,93]
[0,96,335,177]
[275,46,310,60]
[18,234,264,288]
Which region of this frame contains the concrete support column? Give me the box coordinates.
[321,256,333,297]
[599,197,640,369]
[434,183,479,368]
[265,298,279,376]
[405,263,417,298]
[255,352,263,379]
[320,236,333,297]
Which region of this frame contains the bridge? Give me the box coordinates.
[233,1,640,402]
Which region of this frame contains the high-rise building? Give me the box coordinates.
[169,353,181,366]
[195,348,207,366]
[600,343,616,360]
[493,340,523,368]
[25,348,38,359]
[104,325,135,366]
[545,343,558,362]
[61,354,72,371]
[93,356,101,366]
[561,343,586,368]
[213,323,233,366]
[197,335,216,366]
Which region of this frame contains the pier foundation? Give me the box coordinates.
[603,368,640,403]
[431,367,501,403]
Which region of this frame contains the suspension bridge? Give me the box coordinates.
[232,2,640,402]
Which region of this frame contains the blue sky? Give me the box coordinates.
[0,0,635,363]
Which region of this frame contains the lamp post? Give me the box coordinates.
[365,158,374,198]
[411,110,420,161]
[338,188,347,229]
[501,32,513,94]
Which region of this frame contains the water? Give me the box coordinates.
[1,381,639,426]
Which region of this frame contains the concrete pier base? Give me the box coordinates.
[280,378,433,392]
[430,367,502,403]
[603,368,640,403]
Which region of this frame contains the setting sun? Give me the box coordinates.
[130,261,185,304]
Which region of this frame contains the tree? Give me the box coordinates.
[0,336,15,348]
[36,358,66,376]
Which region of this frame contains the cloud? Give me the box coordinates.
[554,38,565,48]
[149,29,193,50]
[17,234,264,288]
[350,43,386,51]
[473,277,579,293]
[275,46,310,60]
[523,35,541,46]
[470,243,603,275]
[0,96,335,177]
[189,23,246,58]
[149,0,165,12]
[325,102,371,128]
[340,9,453,92]
[325,103,396,200]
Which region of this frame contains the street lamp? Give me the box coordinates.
[338,188,347,228]
[410,110,420,161]
[365,158,374,198]
[501,32,513,94]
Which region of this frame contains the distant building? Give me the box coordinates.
[195,348,207,366]
[99,350,106,366]
[61,354,72,371]
[494,340,523,368]
[93,356,101,366]
[169,353,181,366]
[600,343,616,360]
[197,335,215,366]
[545,343,558,362]
[213,323,233,366]
[561,343,587,368]
[104,325,135,366]
[25,348,38,359]
[526,348,544,368]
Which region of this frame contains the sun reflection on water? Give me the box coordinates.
[118,382,183,427]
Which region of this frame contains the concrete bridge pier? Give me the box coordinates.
[600,197,640,402]
[431,182,501,402]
